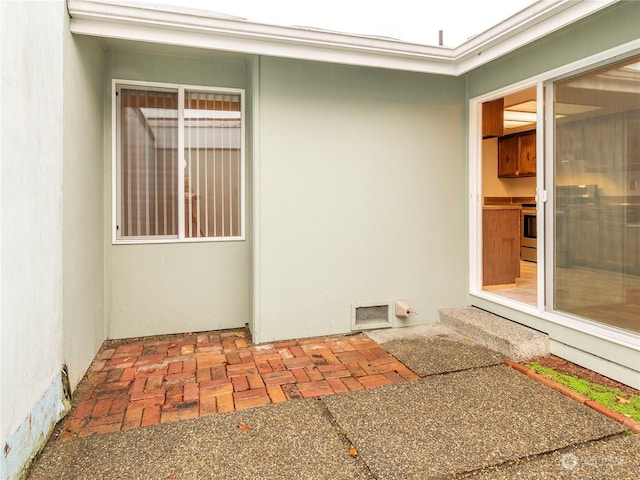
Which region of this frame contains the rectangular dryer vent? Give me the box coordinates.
[351,302,393,331]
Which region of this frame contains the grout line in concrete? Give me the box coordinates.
[415,361,507,380]
[455,431,630,479]
[316,398,378,480]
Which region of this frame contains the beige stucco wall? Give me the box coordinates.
[104,49,469,343]
[63,24,107,389]
[1,2,67,478]
[105,49,251,339]
[253,57,468,342]
[1,0,64,441]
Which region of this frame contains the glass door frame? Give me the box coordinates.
[469,41,640,348]
[468,78,545,317]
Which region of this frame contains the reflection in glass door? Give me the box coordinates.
[554,56,640,334]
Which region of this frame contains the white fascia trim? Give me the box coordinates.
[68,0,455,75]
[70,18,455,75]
[454,0,619,75]
[67,0,620,76]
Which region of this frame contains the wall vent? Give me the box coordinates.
[351,302,393,331]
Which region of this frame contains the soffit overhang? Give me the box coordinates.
[67,0,619,76]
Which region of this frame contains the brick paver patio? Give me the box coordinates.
[61,330,419,440]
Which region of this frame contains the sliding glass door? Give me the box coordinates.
[553,56,640,334]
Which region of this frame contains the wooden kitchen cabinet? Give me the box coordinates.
[498,135,518,177]
[483,206,520,286]
[518,131,536,176]
[482,98,504,138]
[556,111,635,172]
[498,131,536,178]
[556,120,584,163]
[583,114,624,172]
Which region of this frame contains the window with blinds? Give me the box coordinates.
[114,83,244,243]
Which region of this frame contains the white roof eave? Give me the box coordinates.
[453,0,619,75]
[67,0,619,76]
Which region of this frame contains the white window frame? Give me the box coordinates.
[112,79,246,244]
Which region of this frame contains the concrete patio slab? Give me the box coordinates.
[366,323,505,376]
[380,336,504,376]
[27,399,370,480]
[323,365,625,479]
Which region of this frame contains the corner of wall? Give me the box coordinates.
[62,21,108,388]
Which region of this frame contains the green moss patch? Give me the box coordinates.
[526,363,640,422]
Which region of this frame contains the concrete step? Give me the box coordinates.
[438,307,549,361]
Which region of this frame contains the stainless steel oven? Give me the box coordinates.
[521,203,537,262]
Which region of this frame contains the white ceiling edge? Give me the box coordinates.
[67,0,620,76]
